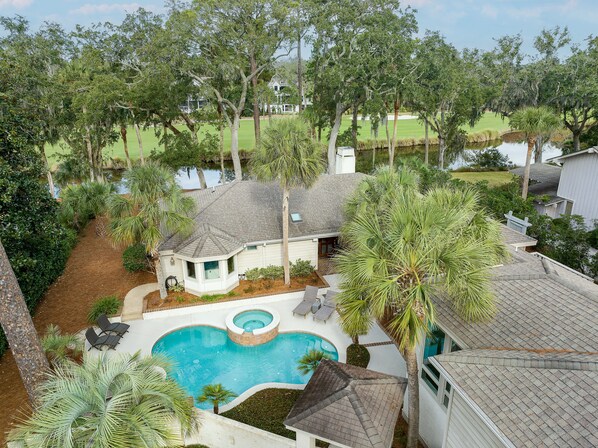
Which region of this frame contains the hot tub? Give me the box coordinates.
[225,306,280,346]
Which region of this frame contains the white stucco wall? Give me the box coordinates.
[557,152,598,227]
[184,411,294,448]
[160,254,184,281]
[237,239,319,274]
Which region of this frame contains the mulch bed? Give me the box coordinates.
[145,273,326,311]
[0,218,154,444]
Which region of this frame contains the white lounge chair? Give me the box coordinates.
[313,290,338,323]
[292,286,320,317]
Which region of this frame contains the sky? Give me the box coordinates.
[1,0,596,55]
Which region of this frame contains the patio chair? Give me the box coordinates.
[292,285,320,317]
[313,290,339,323]
[85,327,121,351]
[97,314,130,336]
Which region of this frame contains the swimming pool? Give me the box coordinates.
[233,310,273,332]
[152,325,338,409]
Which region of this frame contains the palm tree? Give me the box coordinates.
[0,240,50,406]
[59,181,116,231]
[8,352,196,447]
[335,175,507,448]
[196,383,237,415]
[297,349,331,375]
[40,324,83,366]
[108,162,195,298]
[509,107,561,199]
[250,118,325,285]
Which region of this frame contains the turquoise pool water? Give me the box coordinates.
[152,326,338,409]
[233,310,273,332]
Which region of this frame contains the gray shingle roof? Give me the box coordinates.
[510,163,562,199]
[160,174,366,258]
[284,360,407,448]
[432,350,598,448]
[500,226,537,247]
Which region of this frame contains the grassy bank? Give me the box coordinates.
[451,171,514,187]
[46,112,510,166]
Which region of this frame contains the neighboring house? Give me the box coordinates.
[266,78,311,114]
[511,147,598,226]
[158,173,365,295]
[413,228,598,448]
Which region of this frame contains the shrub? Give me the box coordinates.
[588,225,598,250]
[244,268,261,281]
[175,295,185,303]
[41,324,83,366]
[346,344,371,368]
[466,147,511,170]
[87,295,122,323]
[122,244,149,272]
[261,265,284,280]
[290,259,315,278]
[168,283,184,293]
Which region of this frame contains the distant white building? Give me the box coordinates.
[266,78,311,114]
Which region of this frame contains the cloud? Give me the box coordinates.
[0,0,33,8]
[480,4,498,19]
[69,2,156,16]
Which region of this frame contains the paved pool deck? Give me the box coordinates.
[104,279,407,412]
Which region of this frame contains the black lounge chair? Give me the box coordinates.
[292,286,320,317]
[97,314,130,336]
[86,327,121,351]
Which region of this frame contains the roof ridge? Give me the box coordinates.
[546,271,598,302]
[284,388,350,426]
[345,385,382,448]
[493,273,549,281]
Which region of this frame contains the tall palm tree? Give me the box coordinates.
[509,107,561,199]
[196,383,237,415]
[108,162,195,298]
[0,240,50,406]
[8,352,196,447]
[59,181,116,231]
[335,174,507,448]
[297,349,331,375]
[250,118,325,285]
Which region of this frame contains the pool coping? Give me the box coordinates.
[225,305,280,336]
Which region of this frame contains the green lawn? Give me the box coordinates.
[46,112,510,166]
[451,171,515,187]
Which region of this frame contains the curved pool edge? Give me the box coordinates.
[218,382,306,414]
[225,305,281,345]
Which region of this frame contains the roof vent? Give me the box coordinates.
[290,213,303,223]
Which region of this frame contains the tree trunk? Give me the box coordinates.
[438,136,446,170]
[573,131,581,153]
[282,187,291,286]
[424,119,429,165]
[219,118,225,184]
[250,53,260,146]
[521,138,535,200]
[268,103,272,125]
[297,32,303,111]
[0,240,50,406]
[390,98,400,167]
[230,114,243,181]
[534,135,544,164]
[384,115,391,168]
[404,347,420,448]
[120,125,132,170]
[351,105,359,151]
[83,124,95,181]
[40,143,56,198]
[352,335,359,345]
[214,403,219,415]
[196,167,207,189]
[134,123,145,165]
[328,103,344,174]
[155,258,167,299]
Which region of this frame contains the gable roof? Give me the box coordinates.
[432,350,598,448]
[547,146,598,163]
[160,173,366,258]
[284,360,407,448]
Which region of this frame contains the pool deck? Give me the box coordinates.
[106,282,407,412]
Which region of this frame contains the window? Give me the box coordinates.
[442,382,452,408]
[421,325,459,410]
[290,212,303,223]
[227,256,235,275]
[423,327,446,360]
[204,261,220,280]
[186,261,196,279]
[246,245,257,251]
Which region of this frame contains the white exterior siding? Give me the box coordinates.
[160,254,184,281]
[237,239,319,274]
[556,152,598,227]
[444,393,506,448]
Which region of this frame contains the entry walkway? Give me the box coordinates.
[121,283,158,321]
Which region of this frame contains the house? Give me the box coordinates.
[158,173,365,295]
[511,147,598,226]
[413,229,598,447]
[266,77,311,114]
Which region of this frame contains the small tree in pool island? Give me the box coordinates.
[297,349,331,375]
[197,383,238,414]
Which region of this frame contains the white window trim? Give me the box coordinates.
[421,332,458,411]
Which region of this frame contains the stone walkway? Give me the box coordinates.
[121,282,159,321]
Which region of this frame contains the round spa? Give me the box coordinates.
[225,306,280,346]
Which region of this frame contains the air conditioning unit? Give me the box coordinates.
[335,146,356,174]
